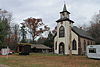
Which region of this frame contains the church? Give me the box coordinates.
[54,4,95,55]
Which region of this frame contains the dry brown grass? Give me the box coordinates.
[0,53,100,67]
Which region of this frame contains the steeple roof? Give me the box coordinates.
[60,4,70,14]
[56,3,73,23]
[63,4,67,12]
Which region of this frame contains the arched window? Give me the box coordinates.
[84,40,86,51]
[72,39,77,50]
[92,42,94,45]
[91,42,92,45]
[88,41,89,45]
[59,26,65,37]
[55,42,57,50]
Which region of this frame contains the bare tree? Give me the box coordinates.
[87,12,100,44]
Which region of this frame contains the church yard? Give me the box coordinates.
[0,53,100,67]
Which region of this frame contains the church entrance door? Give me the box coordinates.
[59,42,65,55]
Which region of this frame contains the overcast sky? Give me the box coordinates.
[0,0,100,30]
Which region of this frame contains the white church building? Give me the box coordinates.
[54,4,95,55]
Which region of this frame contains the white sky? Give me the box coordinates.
[0,0,100,30]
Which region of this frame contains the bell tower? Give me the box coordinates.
[60,4,70,19]
[54,4,74,55]
[56,4,73,23]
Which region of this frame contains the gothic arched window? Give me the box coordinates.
[59,26,65,37]
[55,42,57,50]
[91,42,92,45]
[84,40,86,51]
[88,41,89,45]
[72,39,77,50]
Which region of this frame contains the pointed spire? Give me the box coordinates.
[63,4,67,11]
[61,3,70,14]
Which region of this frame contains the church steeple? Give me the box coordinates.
[59,4,70,19]
[63,4,67,12]
[61,4,70,14]
[56,4,74,23]
[60,4,70,14]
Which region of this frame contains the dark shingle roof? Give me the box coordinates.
[56,17,74,23]
[72,26,94,40]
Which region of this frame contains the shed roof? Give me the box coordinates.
[18,43,32,45]
[31,44,51,49]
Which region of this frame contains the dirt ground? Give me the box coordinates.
[0,53,100,67]
[0,64,9,67]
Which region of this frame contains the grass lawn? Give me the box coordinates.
[0,53,100,67]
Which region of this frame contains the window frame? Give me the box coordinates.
[72,39,77,50]
[59,26,65,37]
[89,48,96,53]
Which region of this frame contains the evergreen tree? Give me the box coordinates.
[20,23,27,43]
[43,32,54,48]
[0,18,10,47]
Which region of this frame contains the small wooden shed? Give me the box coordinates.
[31,44,51,53]
[17,43,31,55]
